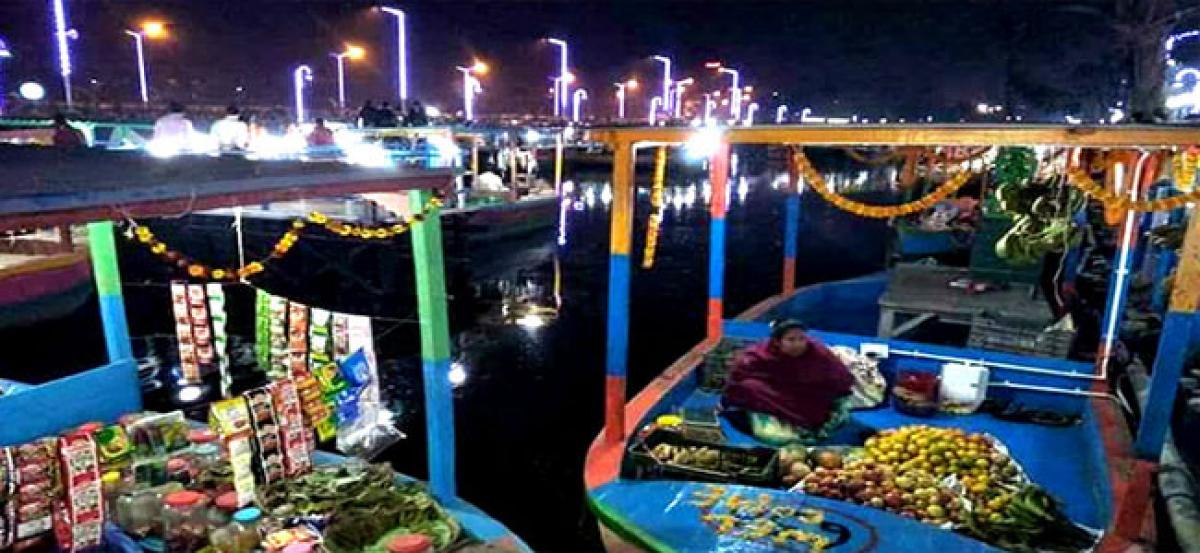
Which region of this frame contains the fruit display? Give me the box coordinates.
[962,484,1096,552]
[650,444,721,470]
[785,425,1096,552]
[798,461,966,526]
[690,485,839,550]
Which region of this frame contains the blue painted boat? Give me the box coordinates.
[584,125,1198,553]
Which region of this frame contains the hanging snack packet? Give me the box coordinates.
[10,438,61,549]
[53,434,103,552]
[268,295,290,380]
[287,302,310,376]
[207,283,231,396]
[170,283,202,384]
[243,387,286,484]
[209,399,257,507]
[269,379,313,476]
[294,374,337,442]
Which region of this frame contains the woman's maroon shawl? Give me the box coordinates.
[723,338,854,429]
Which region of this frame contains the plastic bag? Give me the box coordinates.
[335,402,404,461]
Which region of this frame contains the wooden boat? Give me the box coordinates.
[0,230,91,329]
[583,125,1200,552]
[0,145,530,551]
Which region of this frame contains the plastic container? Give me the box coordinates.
[387,534,434,553]
[163,490,209,552]
[208,491,239,529]
[893,369,940,417]
[116,484,179,537]
[230,507,262,553]
[166,457,192,485]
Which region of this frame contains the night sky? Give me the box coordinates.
[0,1,1172,120]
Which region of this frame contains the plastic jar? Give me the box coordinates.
[101,471,124,522]
[208,491,239,529]
[116,485,174,537]
[230,507,262,553]
[163,490,209,552]
[387,534,434,553]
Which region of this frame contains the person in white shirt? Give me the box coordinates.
[210,105,250,153]
[152,102,195,154]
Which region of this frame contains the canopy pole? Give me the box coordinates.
[707,140,731,343]
[87,221,133,362]
[1095,155,1154,378]
[782,146,801,295]
[555,132,564,192]
[409,189,456,500]
[604,140,635,444]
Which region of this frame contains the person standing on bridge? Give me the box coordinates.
[51,113,86,149]
[153,102,195,153]
[307,118,335,147]
[211,105,250,153]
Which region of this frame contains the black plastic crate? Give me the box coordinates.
[625,428,779,487]
[968,313,1073,358]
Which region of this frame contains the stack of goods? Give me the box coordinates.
[172,283,222,385]
[787,425,1096,551]
[257,463,460,552]
[892,370,940,416]
[0,438,64,550]
[252,290,383,451]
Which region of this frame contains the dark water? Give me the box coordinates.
[0,158,895,552]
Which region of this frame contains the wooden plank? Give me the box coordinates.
[589,124,1200,147]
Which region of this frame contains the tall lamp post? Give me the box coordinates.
[546,38,569,118]
[456,60,487,121]
[572,89,588,122]
[614,78,637,119]
[651,55,672,114]
[648,96,662,125]
[0,38,11,115]
[707,62,741,122]
[293,65,313,124]
[672,77,694,118]
[50,0,78,108]
[380,7,408,102]
[331,44,366,110]
[776,105,788,124]
[124,21,167,104]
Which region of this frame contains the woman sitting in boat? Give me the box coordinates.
[723,320,854,445]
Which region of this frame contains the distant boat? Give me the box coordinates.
[0,229,91,329]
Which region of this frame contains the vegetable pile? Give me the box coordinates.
[258,463,459,552]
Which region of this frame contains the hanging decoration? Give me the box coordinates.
[843,148,905,166]
[1068,167,1200,212]
[1173,149,1199,192]
[642,146,667,269]
[124,196,443,280]
[793,150,978,219]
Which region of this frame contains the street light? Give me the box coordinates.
[51,0,78,108]
[742,102,759,126]
[706,62,741,122]
[614,78,637,119]
[776,105,788,124]
[379,7,408,102]
[0,37,11,115]
[648,96,662,125]
[331,44,366,110]
[651,55,672,113]
[292,65,313,124]
[703,93,716,124]
[673,77,694,118]
[572,89,588,122]
[125,21,168,104]
[457,60,486,121]
[546,38,569,117]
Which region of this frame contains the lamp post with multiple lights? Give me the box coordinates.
[706,62,741,122]
[331,44,365,110]
[379,7,408,102]
[672,77,694,118]
[457,60,487,121]
[614,78,637,119]
[50,0,78,108]
[572,88,587,122]
[124,20,167,104]
[546,38,569,117]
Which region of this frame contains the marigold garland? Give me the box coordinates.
[1173,150,1198,192]
[1067,169,1198,212]
[794,151,977,219]
[126,196,444,280]
[642,146,667,269]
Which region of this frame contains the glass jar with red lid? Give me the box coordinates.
[162,490,209,552]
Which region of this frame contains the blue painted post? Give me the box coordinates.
[707,140,731,342]
[781,147,800,295]
[1095,166,1145,371]
[87,221,133,362]
[604,141,635,443]
[408,189,456,499]
[1135,211,1200,459]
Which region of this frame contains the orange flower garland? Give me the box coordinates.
[126,196,444,280]
[793,151,977,219]
[1067,169,1199,212]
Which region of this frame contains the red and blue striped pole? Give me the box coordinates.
[604,142,636,443]
[782,147,801,295]
[409,189,456,499]
[707,140,731,343]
